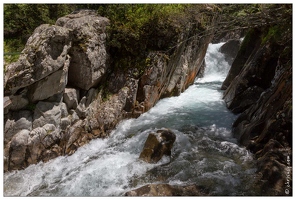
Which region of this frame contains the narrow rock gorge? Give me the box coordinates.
[4,9,214,171]
[3,5,292,197]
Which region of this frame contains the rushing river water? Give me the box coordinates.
[4,42,259,196]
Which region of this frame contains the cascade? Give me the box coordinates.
[4,42,259,196]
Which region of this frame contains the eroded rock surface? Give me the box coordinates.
[223,26,292,195]
[56,10,110,90]
[3,10,110,171]
[139,129,176,163]
[3,9,214,171]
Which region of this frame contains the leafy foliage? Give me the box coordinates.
[4,4,291,71]
[97,4,213,74]
[4,4,73,39]
[215,4,292,36]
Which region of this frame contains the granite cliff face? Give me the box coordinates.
[4,10,214,171]
[222,27,292,195]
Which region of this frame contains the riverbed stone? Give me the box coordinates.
[125,184,208,196]
[224,26,292,195]
[139,129,176,163]
[219,39,241,65]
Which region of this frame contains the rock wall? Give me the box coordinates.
[222,27,292,195]
[4,10,214,171]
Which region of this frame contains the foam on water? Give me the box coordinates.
[4,42,258,196]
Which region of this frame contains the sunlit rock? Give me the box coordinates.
[4,24,72,96]
[56,10,110,90]
[139,129,176,163]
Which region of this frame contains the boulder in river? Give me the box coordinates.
[139,129,176,163]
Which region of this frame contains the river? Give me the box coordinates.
[4,42,259,196]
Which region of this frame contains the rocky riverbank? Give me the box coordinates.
[4,9,214,172]
[3,6,292,197]
[222,26,292,195]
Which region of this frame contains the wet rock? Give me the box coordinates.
[139,129,176,163]
[221,29,262,90]
[86,86,129,135]
[219,39,241,65]
[254,139,291,195]
[212,29,245,43]
[223,41,278,113]
[225,26,292,195]
[8,129,30,170]
[64,120,86,155]
[125,184,208,196]
[224,85,265,113]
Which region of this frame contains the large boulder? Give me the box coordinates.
[3,10,215,172]
[139,129,176,163]
[4,24,72,96]
[56,9,110,90]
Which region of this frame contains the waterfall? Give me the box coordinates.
[4,42,259,196]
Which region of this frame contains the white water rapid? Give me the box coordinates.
[4,42,258,196]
